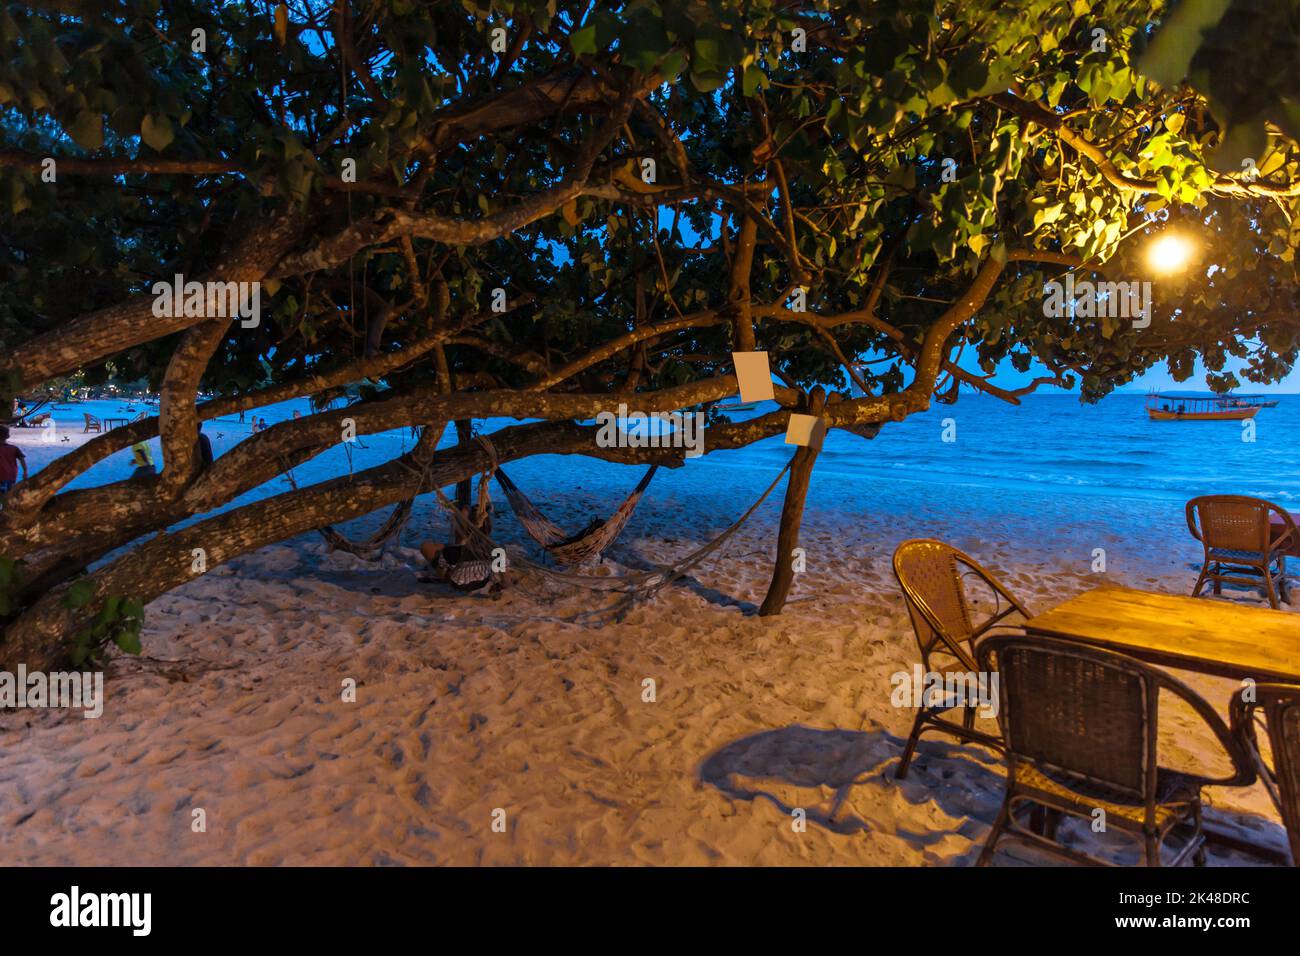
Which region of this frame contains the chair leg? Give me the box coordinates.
[1191,565,1209,599]
[1264,569,1280,610]
[978,791,1014,867]
[1144,830,1162,867]
[1191,799,1207,866]
[896,710,927,780]
[1273,557,1292,605]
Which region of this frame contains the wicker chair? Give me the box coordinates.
[1231,683,1300,866]
[975,634,1255,866]
[83,412,102,433]
[1187,494,1297,609]
[891,539,1031,779]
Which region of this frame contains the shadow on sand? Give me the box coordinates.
[697,724,1006,851]
[697,724,1291,865]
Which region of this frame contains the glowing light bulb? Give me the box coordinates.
[1147,233,1195,274]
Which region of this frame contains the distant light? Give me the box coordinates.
[1147,233,1196,274]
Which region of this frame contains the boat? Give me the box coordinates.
[720,400,759,412]
[1146,393,1261,421]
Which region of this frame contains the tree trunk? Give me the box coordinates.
[453,419,474,542]
[759,389,826,616]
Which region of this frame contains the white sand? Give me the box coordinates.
[0,460,1292,866]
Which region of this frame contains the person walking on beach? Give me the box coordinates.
[0,426,28,495]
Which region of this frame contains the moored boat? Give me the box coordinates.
[1146,393,1261,421]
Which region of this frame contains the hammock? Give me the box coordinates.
[277,452,419,560]
[434,458,793,623]
[494,465,658,564]
[278,426,495,561]
[318,497,414,558]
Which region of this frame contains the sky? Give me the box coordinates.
[974,353,1300,396]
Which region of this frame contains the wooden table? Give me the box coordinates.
[103,417,128,431]
[1024,585,1300,683]
[1024,585,1300,862]
[1269,513,1300,558]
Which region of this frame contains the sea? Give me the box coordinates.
[10,391,1298,560]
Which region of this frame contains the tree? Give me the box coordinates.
[2,0,1298,670]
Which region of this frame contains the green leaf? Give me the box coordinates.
[1138,0,1233,88]
[140,114,174,152]
[1032,203,1064,228]
[0,557,18,590]
[63,579,95,610]
[114,629,142,655]
[689,70,727,93]
[69,110,104,151]
[1210,120,1267,174]
[693,36,721,69]
[570,24,597,56]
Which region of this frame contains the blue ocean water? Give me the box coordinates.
[16,391,1299,532]
[729,392,1300,507]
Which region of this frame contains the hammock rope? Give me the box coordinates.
[278,451,419,560]
[433,456,794,622]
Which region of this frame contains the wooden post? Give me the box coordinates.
[759,388,826,616]
[452,419,474,543]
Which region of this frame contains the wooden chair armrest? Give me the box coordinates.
[1230,691,1287,817]
[1163,674,1256,789]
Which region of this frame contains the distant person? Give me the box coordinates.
[0,426,28,495]
[238,409,246,424]
[130,441,156,479]
[195,423,214,470]
[293,410,302,420]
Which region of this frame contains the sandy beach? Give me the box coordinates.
[1,432,1292,866]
